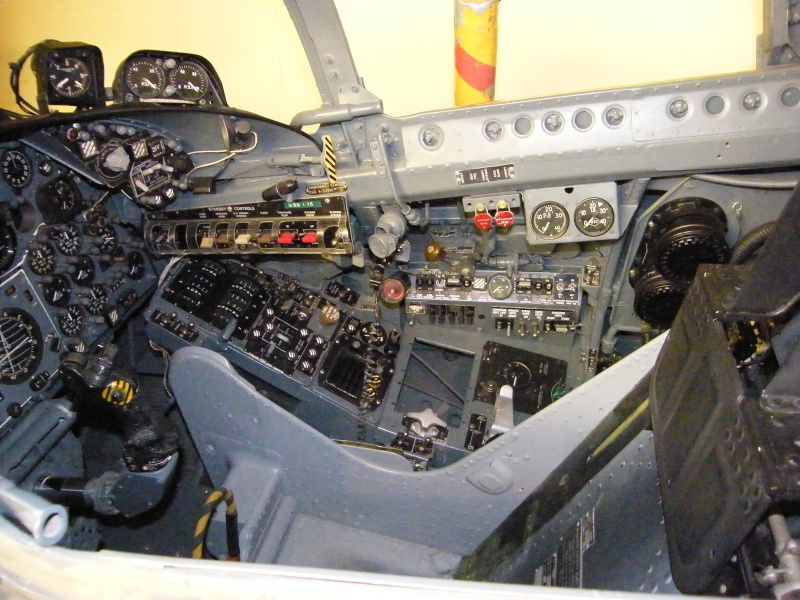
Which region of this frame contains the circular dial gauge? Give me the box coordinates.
[169,62,208,100]
[531,202,569,240]
[126,250,146,280]
[1,149,33,189]
[36,177,82,223]
[48,56,91,99]
[95,225,118,254]
[0,308,43,385]
[503,361,532,389]
[68,255,94,286]
[43,274,71,307]
[487,273,514,300]
[85,284,108,315]
[0,222,17,277]
[58,304,85,337]
[52,223,82,255]
[573,197,615,237]
[27,243,56,275]
[124,59,166,99]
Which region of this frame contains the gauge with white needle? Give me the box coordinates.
[169,62,208,101]
[48,56,91,99]
[124,58,166,99]
[531,202,569,240]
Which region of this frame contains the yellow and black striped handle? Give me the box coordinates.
[192,486,240,561]
[322,134,337,184]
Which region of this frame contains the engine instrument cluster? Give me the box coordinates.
[114,51,227,105]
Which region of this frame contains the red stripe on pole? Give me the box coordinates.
[455,43,496,92]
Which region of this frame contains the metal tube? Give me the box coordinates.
[0,476,68,546]
[455,0,500,106]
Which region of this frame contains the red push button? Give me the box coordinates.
[278,232,296,245]
[301,232,318,244]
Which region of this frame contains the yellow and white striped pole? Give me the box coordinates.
[455,0,500,106]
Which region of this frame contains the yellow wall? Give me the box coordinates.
[0,0,762,123]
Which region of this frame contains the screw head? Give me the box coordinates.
[743,91,762,110]
[669,98,689,119]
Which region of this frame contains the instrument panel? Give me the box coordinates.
[113,50,227,106]
[0,137,158,436]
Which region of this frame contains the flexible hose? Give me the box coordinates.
[730,221,777,264]
[193,487,240,561]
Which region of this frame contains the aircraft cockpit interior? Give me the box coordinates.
[0,1,799,598]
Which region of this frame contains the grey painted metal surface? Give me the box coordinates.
[169,333,666,557]
[488,431,678,594]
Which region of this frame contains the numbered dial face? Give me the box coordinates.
[43,274,72,307]
[0,308,43,385]
[95,225,118,254]
[487,273,514,300]
[58,304,85,337]
[0,222,17,277]
[531,202,569,240]
[1,149,33,189]
[85,284,108,315]
[573,197,615,237]
[48,56,91,99]
[53,223,82,255]
[124,59,166,99]
[68,255,94,286]
[27,243,56,275]
[169,62,208,100]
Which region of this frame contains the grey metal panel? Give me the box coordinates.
[321,65,800,206]
[169,332,666,556]
[284,0,381,107]
[488,432,678,594]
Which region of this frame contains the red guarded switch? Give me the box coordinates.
[278,232,296,245]
[301,232,318,244]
